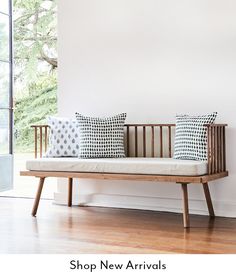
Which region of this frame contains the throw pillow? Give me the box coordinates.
[173,112,217,161]
[75,113,127,158]
[45,116,79,157]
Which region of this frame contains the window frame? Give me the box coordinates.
[0,0,13,155]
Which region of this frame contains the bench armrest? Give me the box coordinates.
[31,125,50,158]
[206,124,227,174]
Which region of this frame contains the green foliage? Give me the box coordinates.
[13,0,57,152]
[14,75,57,152]
[14,0,57,83]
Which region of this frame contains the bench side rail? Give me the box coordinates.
[206,124,227,174]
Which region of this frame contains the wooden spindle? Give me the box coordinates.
[126,126,130,157]
[151,126,154,157]
[135,126,138,157]
[160,126,163,158]
[45,126,48,153]
[68,178,73,207]
[143,126,146,157]
[217,127,221,173]
[211,126,215,173]
[207,126,212,174]
[223,126,226,171]
[39,127,43,158]
[34,127,38,159]
[221,127,224,172]
[168,126,171,157]
[214,126,218,173]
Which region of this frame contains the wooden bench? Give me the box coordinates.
[20,123,228,228]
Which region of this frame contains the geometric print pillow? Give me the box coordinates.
[45,116,79,157]
[173,112,217,161]
[75,113,127,158]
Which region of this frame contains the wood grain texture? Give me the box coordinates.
[20,170,228,184]
[160,126,163,157]
[34,127,37,159]
[180,183,190,228]
[207,126,212,174]
[39,127,43,158]
[206,124,227,174]
[202,183,215,217]
[168,126,172,158]
[45,126,48,152]
[151,126,155,157]
[0,197,236,254]
[31,177,45,216]
[68,178,73,207]
[223,126,226,171]
[126,125,130,157]
[143,126,146,157]
[135,126,138,157]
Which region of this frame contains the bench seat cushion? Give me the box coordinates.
[26,158,207,176]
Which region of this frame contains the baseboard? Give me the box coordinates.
[54,192,236,218]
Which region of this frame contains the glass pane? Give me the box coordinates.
[0,0,9,14]
[0,154,13,191]
[0,14,9,60]
[0,109,9,154]
[0,61,9,108]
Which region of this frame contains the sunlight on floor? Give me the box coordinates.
[1,153,56,199]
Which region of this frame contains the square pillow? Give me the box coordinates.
[75,113,127,158]
[45,116,79,157]
[173,112,217,161]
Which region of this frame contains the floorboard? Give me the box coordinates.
[0,197,236,254]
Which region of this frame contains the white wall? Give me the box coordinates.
[57,0,236,217]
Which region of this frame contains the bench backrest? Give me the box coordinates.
[31,123,227,175]
[124,124,175,158]
[31,124,176,159]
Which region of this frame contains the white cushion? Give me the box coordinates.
[26,158,207,176]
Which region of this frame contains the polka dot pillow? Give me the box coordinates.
[45,116,79,157]
[75,113,127,158]
[173,112,217,161]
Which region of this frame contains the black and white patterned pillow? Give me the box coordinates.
[173,112,217,161]
[45,117,79,157]
[75,113,127,158]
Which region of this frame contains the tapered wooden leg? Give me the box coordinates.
[32,177,45,217]
[202,183,215,217]
[181,183,190,228]
[68,178,73,207]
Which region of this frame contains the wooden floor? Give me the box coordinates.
[0,197,236,254]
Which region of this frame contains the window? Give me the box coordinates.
[0,0,13,155]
